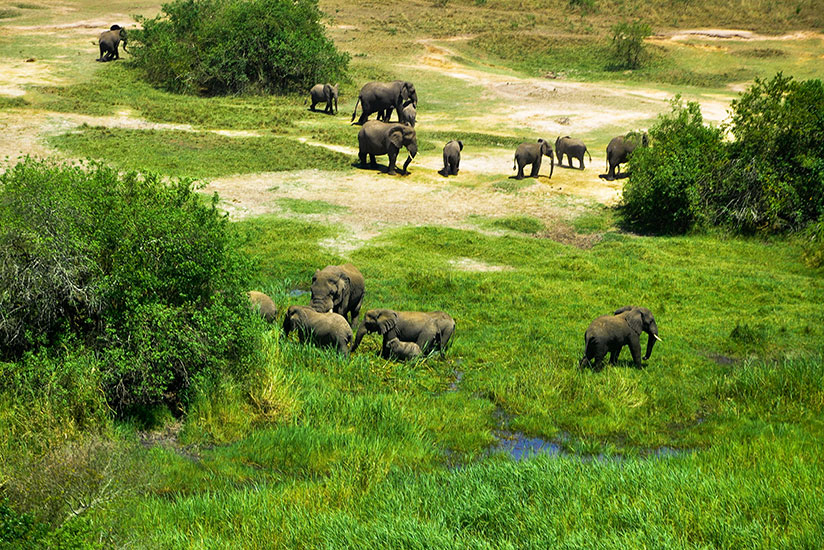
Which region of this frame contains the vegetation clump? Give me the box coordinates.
[130,0,350,96]
[0,158,257,411]
[622,74,824,235]
[608,20,652,70]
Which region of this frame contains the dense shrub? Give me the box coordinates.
[0,158,257,410]
[622,75,824,235]
[130,0,350,96]
[621,98,725,234]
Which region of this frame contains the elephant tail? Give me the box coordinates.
[586,149,592,162]
[350,96,361,123]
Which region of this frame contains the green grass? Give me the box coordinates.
[276,198,349,215]
[49,126,353,178]
[470,214,546,234]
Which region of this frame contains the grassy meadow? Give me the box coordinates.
[1,0,824,547]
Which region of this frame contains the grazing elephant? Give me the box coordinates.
[605,133,648,180]
[555,136,591,169]
[351,309,455,358]
[442,140,463,176]
[247,291,277,322]
[351,81,417,125]
[357,120,418,175]
[309,83,339,114]
[96,25,128,62]
[579,306,661,371]
[513,139,554,180]
[386,337,422,361]
[282,305,352,357]
[310,264,365,327]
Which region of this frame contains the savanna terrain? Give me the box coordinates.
[1,0,823,547]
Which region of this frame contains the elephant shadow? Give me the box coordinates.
[598,172,630,180]
[353,161,408,175]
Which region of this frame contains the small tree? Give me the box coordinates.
[609,20,652,70]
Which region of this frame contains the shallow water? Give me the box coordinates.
[289,289,309,297]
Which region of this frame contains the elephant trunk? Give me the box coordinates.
[311,296,334,314]
[643,322,659,360]
[351,324,369,353]
[282,315,292,338]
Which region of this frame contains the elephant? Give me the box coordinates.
[350,309,456,358]
[386,337,422,361]
[579,306,661,371]
[357,120,418,175]
[96,25,128,62]
[282,305,352,357]
[513,139,554,180]
[247,291,277,322]
[310,264,365,327]
[401,102,416,127]
[442,140,463,176]
[309,83,339,114]
[555,136,592,169]
[351,81,417,125]
[605,133,648,180]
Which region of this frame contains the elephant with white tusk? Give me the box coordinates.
[579,306,661,371]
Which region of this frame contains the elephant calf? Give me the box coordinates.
[555,136,591,170]
[309,83,338,114]
[283,305,353,357]
[580,306,661,371]
[442,140,463,176]
[513,139,554,180]
[247,291,277,323]
[97,25,128,62]
[386,337,422,361]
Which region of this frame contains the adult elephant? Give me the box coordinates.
[357,120,418,175]
[513,139,554,180]
[96,25,128,62]
[351,81,417,125]
[309,83,339,114]
[579,306,661,371]
[555,136,591,169]
[282,306,352,357]
[350,309,456,358]
[605,133,648,180]
[310,264,365,327]
[247,291,277,323]
[442,140,463,176]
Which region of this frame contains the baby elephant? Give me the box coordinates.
[386,337,422,361]
[282,305,353,357]
[442,140,463,176]
[513,138,554,179]
[309,83,339,114]
[247,291,277,322]
[580,306,661,371]
[555,136,591,169]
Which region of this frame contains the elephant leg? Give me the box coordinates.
[416,326,439,355]
[359,151,367,166]
[369,154,377,167]
[531,158,541,178]
[349,297,363,330]
[357,112,370,125]
[579,156,585,170]
[453,159,460,175]
[387,150,398,175]
[628,338,643,368]
[609,348,620,364]
[516,162,525,180]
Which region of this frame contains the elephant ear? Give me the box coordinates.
[323,83,332,96]
[388,127,404,150]
[377,311,398,335]
[624,309,643,335]
[614,305,635,315]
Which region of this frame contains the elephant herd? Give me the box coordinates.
[249,265,660,370]
[310,79,646,181]
[249,264,456,361]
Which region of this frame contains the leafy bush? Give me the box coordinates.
[0,158,257,410]
[623,75,824,235]
[130,0,349,96]
[621,98,725,234]
[608,20,651,70]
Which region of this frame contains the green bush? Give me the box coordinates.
[130,0,349,96]
[608,20,651,70]
[0,158,257,410]
[621,98,725,234]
